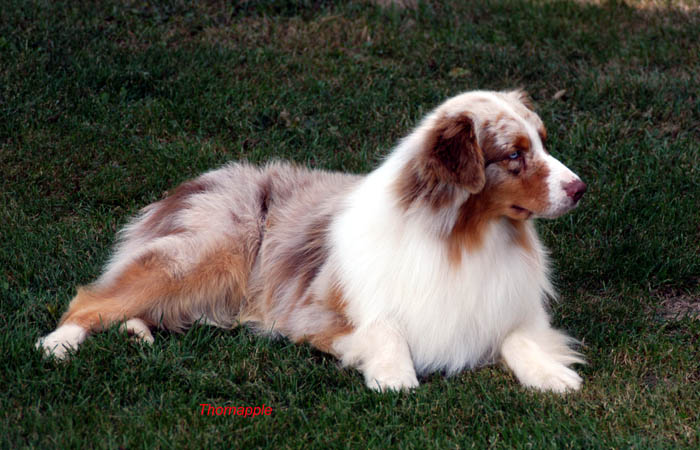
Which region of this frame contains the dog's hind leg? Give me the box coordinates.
[36,244,250,359]
[35,254,172,359]
[37,318,156,359]
[36,164,267,359]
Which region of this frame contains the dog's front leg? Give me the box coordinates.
[500,327,584,393]
[333,321,418,392]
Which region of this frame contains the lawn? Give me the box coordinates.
[1,0,699,447]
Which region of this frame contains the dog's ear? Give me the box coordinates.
[423,113,485,194]
[507,89,534,110]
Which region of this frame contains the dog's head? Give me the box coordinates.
[397,90,585,222]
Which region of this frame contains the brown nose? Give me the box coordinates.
[565,179,587,203]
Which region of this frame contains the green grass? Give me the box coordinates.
[2,0,699,447]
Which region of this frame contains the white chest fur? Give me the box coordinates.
[331,169,553,375]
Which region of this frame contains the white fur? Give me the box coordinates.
[501,328,583,392]
[35,324,87,360]
[542,153,581,218]
[331,155,554,374]
[334,321,419,391]
[119,318,154,344]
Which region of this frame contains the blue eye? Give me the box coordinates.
[508,151,520,160]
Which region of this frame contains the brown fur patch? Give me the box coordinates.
[258,177,272,217]
[538,126,548,144]
[447,159,549,263]
[428,113,484,190]
[141,179,210,237]
[59,243,252,332]
[395,113,484,211]
[513,134,531,152]
[303,285,354,356]
[394,162,465,211]
[277,212,332,299]
[511,90,534,110]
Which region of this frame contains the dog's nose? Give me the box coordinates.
[564,179,587,203]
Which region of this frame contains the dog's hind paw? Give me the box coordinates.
[119,318,154,344]
[36,324,87,360]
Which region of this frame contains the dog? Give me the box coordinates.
[37,90,587,392]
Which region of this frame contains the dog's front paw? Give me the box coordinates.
[501,329,584,394]
[35,324,87,360]
[525,364,582,393]
[366,369,419,392]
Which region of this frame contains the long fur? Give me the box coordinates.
[37,90,587,393]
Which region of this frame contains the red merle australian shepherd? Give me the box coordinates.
[38,90,587,392]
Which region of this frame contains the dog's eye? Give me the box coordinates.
[508,151,520,160]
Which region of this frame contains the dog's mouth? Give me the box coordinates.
[510,205,532,218]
